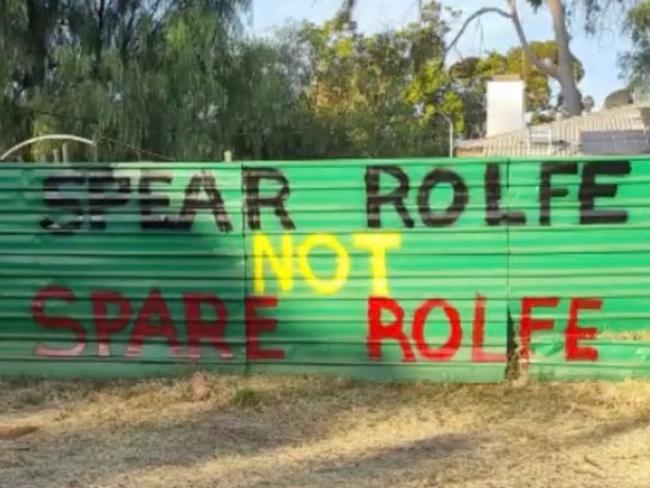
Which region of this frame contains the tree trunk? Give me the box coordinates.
[448,0,586,117]
[93,0,107,77]
[547,0,582,116]
[556,70,583,116]
[25,0,49,87]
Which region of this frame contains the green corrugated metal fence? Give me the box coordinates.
[0,157,648,381]
[0,164,245,377]
[509,157,650,380]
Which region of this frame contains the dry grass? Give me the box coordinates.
[1,374,650,488]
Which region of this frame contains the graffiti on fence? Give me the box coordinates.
[21,159,635,380]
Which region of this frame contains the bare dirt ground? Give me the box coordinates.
[1,375,650,488]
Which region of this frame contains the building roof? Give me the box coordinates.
[456,103,650,157]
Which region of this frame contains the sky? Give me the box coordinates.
[251,0,633,108]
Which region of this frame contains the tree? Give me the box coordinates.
[450,41,584,137]
[621,0,650,87]
[0,1,286,161]
[5,0,456,161]
[297,1,462,157]
[447,0,629,117]
[0,0,482,160]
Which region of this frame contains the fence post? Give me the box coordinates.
[62,143,69,163]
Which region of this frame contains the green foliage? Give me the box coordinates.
[527,0,631,34]
[0,0,268,161]
[231,387,264,408]
[578,0,633,35]
[622,0,650,86]
[0,0,463,160]
[4,0,616,160]
[450,40,584,138]
[297,1,459,157]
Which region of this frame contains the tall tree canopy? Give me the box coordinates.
[622,0,650,87]
[444,0,632,117]
[0,0,640,161]
[299,1,462,157]
[450,41,584,137]
[0,0,267,160]
[0,0,463,160]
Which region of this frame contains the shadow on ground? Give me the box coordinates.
[1,376,650,488]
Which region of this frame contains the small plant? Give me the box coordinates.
[231,388,264,409]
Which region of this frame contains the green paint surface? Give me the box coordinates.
[0,163,246,377]
[508,157,650,379]
[243,159,507,382]
[0,158,648,381]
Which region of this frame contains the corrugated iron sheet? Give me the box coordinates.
[0,157,649,381]
[242,159,507,382]
[457,104,650,157]
[0,163,245,377]
[509,156,650,379]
